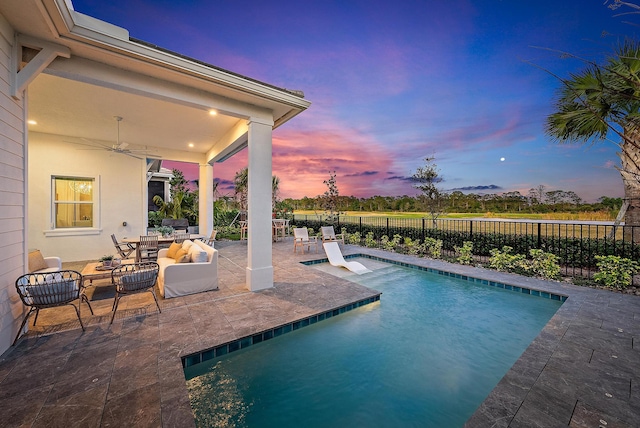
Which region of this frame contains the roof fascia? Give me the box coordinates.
[41,0,310,115]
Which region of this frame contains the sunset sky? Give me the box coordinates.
[72,0,637,202]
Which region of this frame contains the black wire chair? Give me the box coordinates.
[14,270,93,345]
[110,262,161,324]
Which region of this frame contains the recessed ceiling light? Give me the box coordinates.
[208,110,217,116]
[188,143,195,148]
[27,120,37,125]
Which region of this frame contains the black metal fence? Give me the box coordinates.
[292,215,640,283]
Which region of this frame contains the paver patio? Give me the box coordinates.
[0,240,638,427]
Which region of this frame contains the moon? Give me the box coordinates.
[500,157,505,162]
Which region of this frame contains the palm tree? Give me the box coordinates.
[546,40,640,235]
[233,167,281,213]
[233,168,248,211]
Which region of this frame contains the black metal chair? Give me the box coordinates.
[111,233,135,259]
[110,262,161,324]
[14,270,93,345]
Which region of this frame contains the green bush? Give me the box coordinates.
[423,237,442,259]
[148,210,164,228]
[525,249,560,280]
[455,241,474,265]
[380,235,392,251]
[365,231,377,248]
[216,224,240,240]
[593,255,640,290]
[404,237,423,256]
[489,246,526,273]
[489,247,560,279]
[348,231,361,245]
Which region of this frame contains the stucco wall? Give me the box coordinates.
[0,14,24,354]
[28,132,148,262]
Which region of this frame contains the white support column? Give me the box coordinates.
[246,117,274,291]
[199,163,214,237]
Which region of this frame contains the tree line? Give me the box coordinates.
[283,187,623,215]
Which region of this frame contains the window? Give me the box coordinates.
[53,176,94,228]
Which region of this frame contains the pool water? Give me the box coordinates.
[184,263,562,427]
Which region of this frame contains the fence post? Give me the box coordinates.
[537,222,541,249]
[386,218,389,238]
[359,217,362,235]
[422,218,425,241]
[469,220,473,240]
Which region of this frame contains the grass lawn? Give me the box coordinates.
[293,211,615,221]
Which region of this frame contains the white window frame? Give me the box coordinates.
[44,175,102,237]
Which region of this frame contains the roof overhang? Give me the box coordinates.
[0,0,310,164]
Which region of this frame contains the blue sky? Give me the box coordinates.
[72,0,637,202]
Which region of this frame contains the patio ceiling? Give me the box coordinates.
[28,73,243,163]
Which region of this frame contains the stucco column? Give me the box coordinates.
[246,117,274,291]
[199,163,214,238]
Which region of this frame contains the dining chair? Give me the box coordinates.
[272,219,286,242]
[13,270,93,345]
[138,235,159,262]
[206,230,217,246]
[111,234,135,259]
[110,262,160,324]
[174,232,190,244]
[240,221,248,240]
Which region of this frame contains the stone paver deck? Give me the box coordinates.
[0,241,638,427]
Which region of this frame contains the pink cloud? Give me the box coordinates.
[164,123,413,199]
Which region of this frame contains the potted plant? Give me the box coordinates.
[156,225,174,237]
[99,255,114,267]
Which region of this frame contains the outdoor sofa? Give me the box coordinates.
[156,239,218,298]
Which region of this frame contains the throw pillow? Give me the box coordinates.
[181,239,194,251]
[192,250,208,263]
[175,248,190,263]
[188,244,208,263]
[166,242,182,259]
[28,250,48,273]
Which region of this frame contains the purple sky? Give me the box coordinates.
[72,0,636,202]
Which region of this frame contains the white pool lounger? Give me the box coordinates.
[323,242,372,275]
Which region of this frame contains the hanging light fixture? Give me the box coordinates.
[68,180,92,195]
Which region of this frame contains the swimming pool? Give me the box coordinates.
[184,262,563,427]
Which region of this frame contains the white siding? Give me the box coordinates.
[0,13,25,355]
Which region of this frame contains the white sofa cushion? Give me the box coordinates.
[181,239,194,251]
[188,244,207,263]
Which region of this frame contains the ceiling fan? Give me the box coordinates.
[68,116,160,160]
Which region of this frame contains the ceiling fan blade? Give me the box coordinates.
[65,140,109,149]
[79,137,112,149]
[116,141,129,150]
